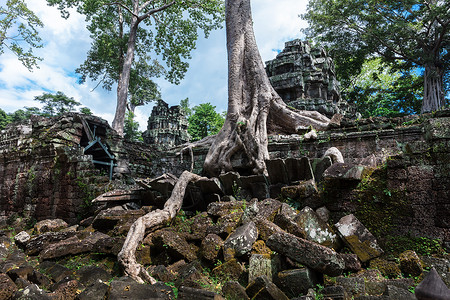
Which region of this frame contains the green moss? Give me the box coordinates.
[384,235,444,256]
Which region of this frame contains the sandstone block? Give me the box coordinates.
[267,232,345,276]
[248,254,281,282]
[335,214,383,262]
[224,221,258,257]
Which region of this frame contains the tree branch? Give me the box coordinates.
[138,1,176,21]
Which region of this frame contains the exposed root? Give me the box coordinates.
[117,171,206,283]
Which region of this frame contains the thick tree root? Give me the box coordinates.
[117,171,206,283]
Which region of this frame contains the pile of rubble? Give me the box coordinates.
[1,173,449,299]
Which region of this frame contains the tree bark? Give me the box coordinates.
[112,2,139,136]
[203,0,331,177]
[422,62,445,113]
[118,171,206,283]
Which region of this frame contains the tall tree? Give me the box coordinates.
[48,0,225,136]
[118,0,332,283]
[202,0,331,177]
[302,0,450,113]
[188,102,224,141]
[34,91,81,116]
[0,0,43,70]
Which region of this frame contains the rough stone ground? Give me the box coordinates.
[0,179,449,299]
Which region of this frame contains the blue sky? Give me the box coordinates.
[0,0,309,130]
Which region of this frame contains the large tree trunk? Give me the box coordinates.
[203,0,331,177]
[118,171,206,283]
[422,62,445,113]
[112,15,139,136]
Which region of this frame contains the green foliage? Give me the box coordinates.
[187,102,225,141]
[302,0,450,112]
[345,58,422,117]
[80,107,93,115]
[179,97,192,117]
[48,0,225,131]
[0,0,43,70]
[0,108,11,130]
[34,91,81,117]
[384,235,444,256]
[123,111,142,142]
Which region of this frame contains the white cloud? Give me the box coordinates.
[0,0,309,131]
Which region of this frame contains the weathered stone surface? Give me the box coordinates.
[75,266,111,287]
[222,281,249,300]
[40,263,72,283]
[7,265,34,282]
[34,219,69,235]
[0,273,17,299]
[295,206,339,249]
[266,159,289,184]
[25,231,77,255]
[275,268,319,298]
[246,275,289,300]
[91,208,146,233]
[12,283,52,300]
[384,284,416,300]
[240,175,270,199]
[196,177,224,196]
[207,213,243,239]
[255,198,283,221]
[175,261,211,289]
[339,253,362,272]
[321,285,351,300]
[273,203,304,238]
[207,201,244,217]
[50,278,79,300]
[285,157,314,184]
[336,276,366,297]
[369,258,402,279]
[211,259,245,282]
[77,281,109,300]
[267,232,345,276]
[142,99,189,149]
[415,268,450,300]
[108,277,171,299]
[151,228,198,262]
[399,250,423,277]
[248,254,281,282]
[178,286,225,299]
[14,231,30,246]
[254,218,284,241]
[355,269,385,296]
[323,163,367,181]
[311,156,333,182]
[335,214,383,262]
[201,234,223,262]
[39,231,116,260]
[315,206,330,222]
[224,221,258,257]
[251,240,273,256]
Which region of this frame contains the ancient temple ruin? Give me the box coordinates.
[142,100,190,149]
[266,39,354,118]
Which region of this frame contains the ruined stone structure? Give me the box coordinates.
[266,39,355,118]
[0,114,128,224]
[142,100,189,149]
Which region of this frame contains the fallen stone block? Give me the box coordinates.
[224,221,258,257]
[222,281,249,300]
[0,273,18,300]
[211,258,245,282]
[274,268,319,298]
[285,157,314,183]
[246,275,289,300]
[415,268,450,300]
[248,254,281,282]
[34,219,68,234]
[295,206,340,249]
[178,286,225,299]
[266,159,289,184]
[267,232,345,276]
[201,234,223,262]
[108,277,172,299]
[399,250,423,277]
[335,214,383,262]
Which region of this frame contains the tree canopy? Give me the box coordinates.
[187,102,224,141]
[34,91,81,117]
[302,0,450,113]
[346,58,423,117]
[0,0,43,70]
[48,0,225,136]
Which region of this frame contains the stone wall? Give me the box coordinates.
[0,114,123,225]
[151,111,450,246]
